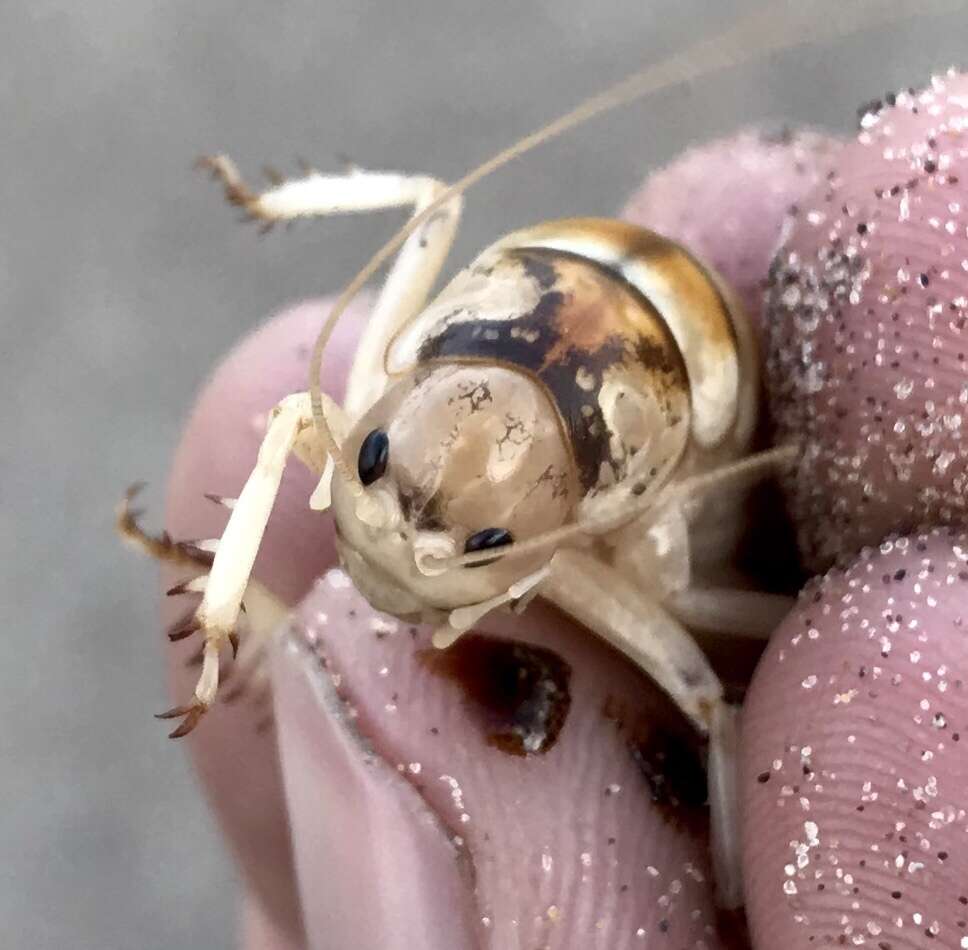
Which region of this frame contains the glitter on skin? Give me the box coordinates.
[743,527,968,949]
[766,71,968,572]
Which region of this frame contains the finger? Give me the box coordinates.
[742,528,968,949]
[160,296,369,945]
[621,126,842,339]
[764,71,968,571]
[159,296,724,949]
[275,572,727,950]
[157,124,847,948]
[266,132,846,946]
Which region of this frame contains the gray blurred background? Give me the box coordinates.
[2,1,965,947]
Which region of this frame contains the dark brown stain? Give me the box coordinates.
[631,729,708,811]
[601,695,707,835]
[715,907,753,950]
[420,633,572,756]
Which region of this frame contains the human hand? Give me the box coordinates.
[157,71,968,949]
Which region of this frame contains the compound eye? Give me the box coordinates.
[358,429,389,485]
[463,527,513,568]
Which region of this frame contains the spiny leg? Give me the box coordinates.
[198,155,463,415]
[154,392,344,736]
[119,489,278,732]
[117,483,214,570]
[542,548,743,909]
[199,156,448,227]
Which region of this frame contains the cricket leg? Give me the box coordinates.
[542,548,744,909]
[664,586,793,639]
[153,391,346,737]
[199,155,463,414]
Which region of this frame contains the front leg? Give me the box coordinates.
[156,391,345,736]
[542,548,743,909]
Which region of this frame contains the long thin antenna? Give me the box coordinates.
[309,0,939,480]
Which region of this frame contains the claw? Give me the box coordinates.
[193,155,217,175]
[203,492,237,510]
[155,702,196,720]
[168,715,203,740]
[166,576,207,597]
[155,702,208,739]
[167,617,201,642]
[196,154,257,211]
[155,700,208,737]
[228,631,240,659]
[176,538,218,564]
[335,151,359,174]
[124,481,147,502]
[296,156,317,175]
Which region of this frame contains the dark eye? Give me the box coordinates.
[358,429,389,485]
[463,527,513,568]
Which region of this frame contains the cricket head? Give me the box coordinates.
[329,363,578,624]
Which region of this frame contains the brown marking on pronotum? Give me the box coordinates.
[523,219,739,352]
[416,250,688,492]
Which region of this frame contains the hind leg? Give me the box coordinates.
[542,548,743,909]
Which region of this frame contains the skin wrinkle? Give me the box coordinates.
[272,627,482,950]
[288,574,720,949]
[742,528,968,949]
[156,107,968,947]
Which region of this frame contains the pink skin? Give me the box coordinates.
[156,81,968,950]
[765,72,968,572]
[162,301,723,949]
[742,529,968,949]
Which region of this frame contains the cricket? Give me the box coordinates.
[118,0,930,909]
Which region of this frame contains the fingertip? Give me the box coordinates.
[741,528,968,948]
[765,71,968,570]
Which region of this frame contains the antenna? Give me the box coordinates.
[309,0,946,493]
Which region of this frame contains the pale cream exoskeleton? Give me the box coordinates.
[118,0,938,908]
